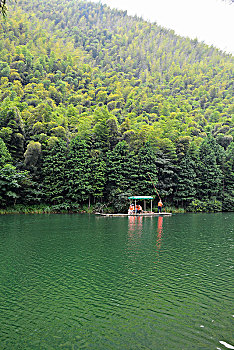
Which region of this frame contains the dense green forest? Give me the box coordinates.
[0,0,233,213]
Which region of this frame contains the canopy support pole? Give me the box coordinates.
[151,199,152,213]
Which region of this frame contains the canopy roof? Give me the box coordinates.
[128,196,153,200]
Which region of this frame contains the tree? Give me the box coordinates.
[41,140,67,205]
[66,137,92,204]
[155,150,176,203]
[0,164,36,208]
[196,136,223,200]
[92,106,112,152]
[174,153,197,207]
[0,137,12,166]
[106,117,119,150]
[130,142,158,196]
[0,107,25,162]
[105,141,132,210]
[0,0,7,17]
[0,62,10,77]
[24,141,42,173]
[89,151,106,204]
[222,142,234,211]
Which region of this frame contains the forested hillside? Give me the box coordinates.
[0,0,233,212]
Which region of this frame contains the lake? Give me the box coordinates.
[0,213,233,350]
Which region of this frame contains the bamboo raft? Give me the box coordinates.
[96,212,172,217]
[96,193,172,217]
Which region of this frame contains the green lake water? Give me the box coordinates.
[0,213,233,350]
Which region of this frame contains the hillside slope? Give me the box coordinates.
[0,0,233,212]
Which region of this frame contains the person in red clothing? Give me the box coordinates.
[157,200,163,213]
[128,204,134,214]
[136,204,142,214]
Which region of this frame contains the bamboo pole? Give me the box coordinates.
[147,173,161,201]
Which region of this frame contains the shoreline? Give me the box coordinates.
[0,204,228,215]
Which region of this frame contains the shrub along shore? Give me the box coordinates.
[1,203,227,215]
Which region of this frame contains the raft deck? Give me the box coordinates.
[96,212,172,217]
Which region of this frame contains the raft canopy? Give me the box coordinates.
[128,196,153,200]
[128,196,154,212]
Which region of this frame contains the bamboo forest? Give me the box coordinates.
[0,0,233,213]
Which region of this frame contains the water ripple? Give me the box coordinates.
[0,213,233,349]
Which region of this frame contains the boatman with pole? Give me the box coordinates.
[157,199,163,213]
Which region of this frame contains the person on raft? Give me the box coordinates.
[136,204,142,214]
[157,200,163,213]
[128,204,134,214]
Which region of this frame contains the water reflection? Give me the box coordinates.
[128,216,143,239]
[156,216,163,250]
[127,216,164,248]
